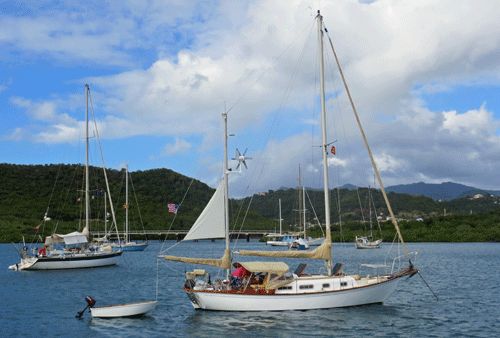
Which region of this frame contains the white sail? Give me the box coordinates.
[183,177,226,241]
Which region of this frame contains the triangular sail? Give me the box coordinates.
[183,177,226,241]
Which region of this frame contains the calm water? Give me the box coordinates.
[0,240,498,337]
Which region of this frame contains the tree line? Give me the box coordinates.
[1,163,499,243]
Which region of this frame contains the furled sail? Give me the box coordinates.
[183,178,226,241]
[163,249,231,269]
[236,235,332,261]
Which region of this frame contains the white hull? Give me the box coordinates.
[355,238,382,249]
[306,237,325,246]
[90,301,157,318]
[187,276,402,311]
[267,241,291,246]
[9,251,122,270]
[111,242,148,251]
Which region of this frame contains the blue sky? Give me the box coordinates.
[2,0,500,197]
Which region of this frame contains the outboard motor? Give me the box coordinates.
[76,296,96,318]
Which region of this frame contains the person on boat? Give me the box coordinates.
[231,266,248,289]
[38,245,47,257]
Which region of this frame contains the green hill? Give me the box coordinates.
[1,163,500,243]
[0,163,273,243]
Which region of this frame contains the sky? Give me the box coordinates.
[1,0,500,198]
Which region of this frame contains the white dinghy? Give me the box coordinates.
[77,296,157,318]
[90,301,157,318]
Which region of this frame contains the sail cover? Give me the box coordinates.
[183,178,226,241]
[163,248,231,269]
[44,231,88,246]
[236,236,332,261]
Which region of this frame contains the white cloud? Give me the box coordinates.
[4,0,500,192]
[373,152,405,173]
[2,128,26,141]
[33,124,80,144]
[162,137,191,156]
[440,104,497,136]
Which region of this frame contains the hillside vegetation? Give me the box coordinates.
[0,163,274,243]
[1,163,499,243]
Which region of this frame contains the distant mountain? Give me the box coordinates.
[385,182,500,201]
[338,184,358,191]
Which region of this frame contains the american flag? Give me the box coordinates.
[168,203,179,214]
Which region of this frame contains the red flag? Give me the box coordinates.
[331,146,336,155]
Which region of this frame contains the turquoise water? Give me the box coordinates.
[1,241,498,337]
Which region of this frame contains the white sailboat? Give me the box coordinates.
[111,165,149,252]
[266,199,301,246]
[9,85,122,271]
[160,12,418,311]
[355,181,383,249]
[294,166,325,249]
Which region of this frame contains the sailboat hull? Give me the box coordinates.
[90,301,157,318]
[12,251,122,270]
[111,242,148,251]
[355,237,382,249]
[186,275,402,311]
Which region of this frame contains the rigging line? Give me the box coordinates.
[418,271,439,301]
[384,232,399,267]
[240,23,316,202]
[226,18,316,115]
[324,27,411,261]
[323,34,353,247]
[234,24,318,228]
[129,173,147,235]
[88,88,121,243]
[370,183,384,237]
[231,192,254,251]
[53,165,80,235]
[305,189,325,237]
[356,188,366,225]
[158,177,196,255]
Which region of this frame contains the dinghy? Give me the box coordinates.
[90,301,157,318]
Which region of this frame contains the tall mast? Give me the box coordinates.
[223,111,231,280]
[125,165,129,243]
[298,164,302,235]
[104,191,107,237]
[317,12,333,274]
[303,186,307,239]
[279,199,282,235]
[85,84,90,233]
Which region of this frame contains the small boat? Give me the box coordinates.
[267,234,301,246]
[111,165,149,252]
[90,301,157,318]
[288,238,310,250]
[355,235,382,249]
[355,181,383,249]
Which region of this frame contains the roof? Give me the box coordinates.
[233,261,290,274]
